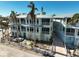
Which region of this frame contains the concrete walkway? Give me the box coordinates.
[52,35,67,57]
[54,46,67,57]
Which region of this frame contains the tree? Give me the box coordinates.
[0,16,5,43]
[0,16,9,43]
[27,1,38,20]
[67,13,79,25]
[27,1,38,47]
[10,11,20,43]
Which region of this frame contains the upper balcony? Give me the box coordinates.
[42,18,50,25]
[20,18,26,24]
[66,28,75,36]
[42,22,50,25]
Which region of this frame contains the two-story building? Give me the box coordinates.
[9,13,53,42]
[53,15,79,49]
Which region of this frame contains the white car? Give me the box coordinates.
[12,37,24,42]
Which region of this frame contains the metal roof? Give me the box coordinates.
[16,14,53,18]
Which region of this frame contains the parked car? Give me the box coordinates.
[11,37,24,43]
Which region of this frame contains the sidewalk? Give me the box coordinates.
[56,46,66,55]
[54,46,67,57]
[52,35,67,57]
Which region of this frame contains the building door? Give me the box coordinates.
[23,33,26,39]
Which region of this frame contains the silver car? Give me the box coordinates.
[12,37,24,42]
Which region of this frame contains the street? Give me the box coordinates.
[0,43,43,57]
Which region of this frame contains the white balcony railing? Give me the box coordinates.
[42,22,50,25]
[66,32,75,36]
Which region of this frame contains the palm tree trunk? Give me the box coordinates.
[16,20,20,44]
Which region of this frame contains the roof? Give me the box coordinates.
[53,14,73,18]
[16,14,53,18]
[16,14,73,19]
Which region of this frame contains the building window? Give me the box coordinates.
[42,27,49,34]
[77,30,79,35]
[30,19,31,24]
[12,26,16,30]
[66,28,75,36]
[21,18,25,24]
[27,19,28,24]
[37,19,39,24]
[29,19,36,24]
[23,33,26,39]
[30,27,33,32]
[18,26,20,31]
[42,18,50,25]
[12,32,14,36]
[27,27,29,31]
[15,32,17,38]
[37,27,39,32]
[21,26,26,31]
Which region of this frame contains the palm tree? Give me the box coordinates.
[10,11,20,43]
[27,2,38,47]
[27,1,38,20]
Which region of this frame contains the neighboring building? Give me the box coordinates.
[9,14,53,42]
[53,15,79,49]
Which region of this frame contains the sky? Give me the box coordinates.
[0,1,79,16]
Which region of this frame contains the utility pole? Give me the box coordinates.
[51,14,56,55]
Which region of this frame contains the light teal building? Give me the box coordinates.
[9,13,53,42]
[53,15,79,49]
